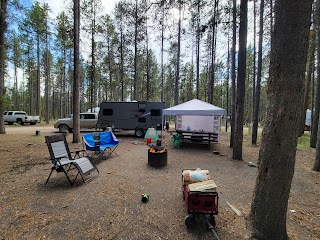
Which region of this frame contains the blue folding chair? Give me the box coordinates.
[83,131,119,158]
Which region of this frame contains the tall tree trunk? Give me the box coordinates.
[230,0,237,147]
[233,0,247,160]
[14,64,18,109]
[310,0,320,148]
[161,5,164,102]
[270,0,273,33]
[73,0,80,143]
[252,0,265,145]
[299,30,316,136]
[45,16,49,124]
[27,40,33,115]
[107,37,113,100]
[313,0,320,171]
[90,2,96,112]
[248,1,313,239]
[0,0,8,134]
[36,34,41,117]
[196,0,200,99]
[133,0,138,101]
[174,0,182,105]
[146,19,150,101]
[120,30,124,101]
[252,0,256,128]
[209,0,219,104]
[226,24,230,132]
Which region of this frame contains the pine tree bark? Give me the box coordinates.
[45,15,50,124]
[161,5,165,102]
[196,0,200,100]
[310,0,320,148]
[0,0,8,134]
[252,0,265,145]
[36,34,41,117]
[233,0,247,160]
[299,30,315,137]
[209,0,219,104]
[230,0,237,147]
[133,0,138,101]
[174,0,182,105]
[313,0,320,171]
[73,0,80,143]
[248,1,313,239]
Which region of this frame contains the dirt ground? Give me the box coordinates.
[0,125,319,240]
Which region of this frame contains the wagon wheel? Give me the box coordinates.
[205,215,216,230]
[182,185,186,200]
[185,214,197,229]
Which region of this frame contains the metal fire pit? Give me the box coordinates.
[148,147,167,167]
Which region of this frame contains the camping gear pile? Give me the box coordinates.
[172,133,183,148]
[182,168,220,239]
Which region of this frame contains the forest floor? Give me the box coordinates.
[0,125,319,240]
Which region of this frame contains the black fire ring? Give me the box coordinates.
[148,149,168,168]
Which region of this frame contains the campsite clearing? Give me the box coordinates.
[0,126,319,239]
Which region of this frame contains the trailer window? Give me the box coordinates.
[103,109,113,116]
[150,109,161,116]
[138,103,145,112]
[138,117,146,123]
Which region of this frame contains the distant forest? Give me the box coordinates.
[1,0,316,128]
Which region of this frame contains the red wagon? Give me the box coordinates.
[182,169,220,238]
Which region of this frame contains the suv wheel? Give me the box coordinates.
[59,124,70,133]
[17,119,24,125]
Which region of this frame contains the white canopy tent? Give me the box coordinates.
[162,99,227,142]
[162,99,226,116]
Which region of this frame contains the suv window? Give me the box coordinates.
[14,112,26,115]
[3,112,7,115]
[83,114,96,119]
[8,112,13,115]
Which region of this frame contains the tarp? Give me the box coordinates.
[162,99,226,116]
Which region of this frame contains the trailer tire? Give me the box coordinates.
[185,214,197,229]
[135,128,144,138]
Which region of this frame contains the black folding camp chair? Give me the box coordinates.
[45,134,99,185]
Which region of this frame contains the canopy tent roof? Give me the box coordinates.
[163,99,226,116]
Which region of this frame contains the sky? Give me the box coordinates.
[39,0,118,17]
